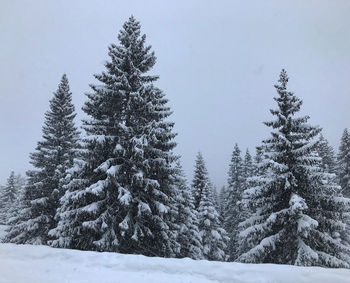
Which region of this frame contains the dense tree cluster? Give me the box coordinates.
[1,17,349,268]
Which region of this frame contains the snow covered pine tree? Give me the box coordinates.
[6,174,26,230]
[316,134,337,174]
[224,144,245,260]
[338,129,350,197]
[238,69,350,267]
[173,162,203,259]
[243,149,254,183]
[192,152,210,209]
[218,185,228,220]
[4,74,79,244]
[0,171,17,224]
[192,153,228,261]
[50,17,180,257]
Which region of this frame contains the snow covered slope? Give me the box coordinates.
[1,243,350,283]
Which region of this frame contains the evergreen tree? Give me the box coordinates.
[4,74,79,245]
[198,184,228,261]
[237,146,265,257]
[316,134,337,174]
[50,17,180,257]
[0,172,17,224]
[338,129,350,197]
[243,149,254,182]
[337,129,350,264]
[224,143,245,260]
[173,162,203,259]
[6,174,26,227]
[192,152,210,209]
[212,186,221,213]
[236,150,255,253]
[239,69,350,268]
[218,185,228,220]
[193,154,228,261]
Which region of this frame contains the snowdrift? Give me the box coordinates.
[1,242,350,283]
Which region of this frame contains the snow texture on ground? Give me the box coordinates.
[0,226,349,283]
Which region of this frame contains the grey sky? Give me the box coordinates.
[1,0,349,188]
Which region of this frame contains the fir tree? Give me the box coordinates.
[6,174,26,227]
[316,134,337,174]
[173,162,203,259]
[50,17,180,257]
[212,185,220,212]
[239,69,350,268]
[338,129,350,197]
[192,152,210,209]
[0,172,17,224]
[237,146,265,257]
[198,183,228,261]
[193,154,228,261]
[218,185,228,220]
[243,149,254,181]
[4,74,79,245]
[224,143,245,260]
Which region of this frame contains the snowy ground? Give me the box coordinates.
[1,226,350,283]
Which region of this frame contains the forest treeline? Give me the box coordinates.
[1,16,350,268]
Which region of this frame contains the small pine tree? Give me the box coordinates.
[6,174,26,227]
[4,74,79,245]
[243,149,254,181]
[212,185,221,212]
[239,69,350,268]
[218,185,228,220]
[316,135,337,174]
[338,129,350,197]
[50,17,180,257]
[174,162,203,259]
[224,144,245,260]
[237,147,265,257]
[198,182,228,261]
[0,172,17,224]
[192,152,210,209]
[192,153,228,260]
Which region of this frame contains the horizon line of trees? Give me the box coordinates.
[1,16,350,268]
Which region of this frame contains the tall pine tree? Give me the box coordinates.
[50,17,180,257]
[224,143,245,260]
[239,69,350,267]
[4,74,79,245]
[338,129,350,197]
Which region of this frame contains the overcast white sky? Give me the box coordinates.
[1,0,350,188]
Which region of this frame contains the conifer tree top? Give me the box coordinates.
[192,152,209,186]
[269,69,303,124]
